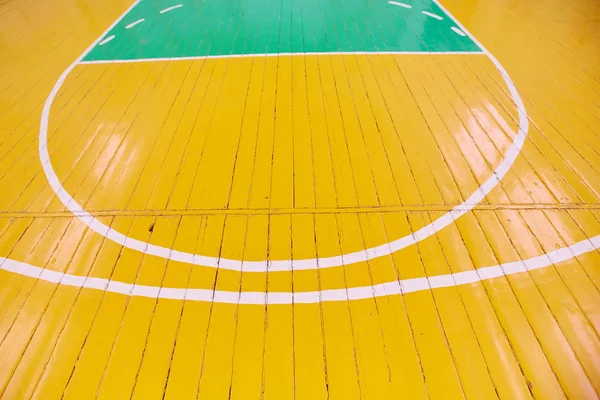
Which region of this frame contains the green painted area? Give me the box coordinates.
[84,0,481,61]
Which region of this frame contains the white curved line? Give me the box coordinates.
[2,234,598,304]
[98,35,116,46]
[39,0,529,272]
[126,18,145,29]
[159,4,183,13]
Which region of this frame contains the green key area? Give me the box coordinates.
[84,0,481,62]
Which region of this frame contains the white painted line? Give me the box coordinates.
[98,35,116,46]
[422,10,443,20]
[388,1,411,8]
[38,0,530,273]
[77,50,485,65]
[18,0,599,308]
[159,4,183,13]
[451,26,466,36]
[1,234,598,304]
[126,18,145,29]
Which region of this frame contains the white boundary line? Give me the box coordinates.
[78,50,485,65]
[28,0,599,281]
[2,234,598,304]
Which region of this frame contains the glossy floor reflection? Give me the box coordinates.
[0,0,599,398]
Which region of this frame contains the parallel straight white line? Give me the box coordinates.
[98,35,115,46]
[388,1,411,9]
[78,51,486,65]
[126,18,145,29]
[422,10,443,20]
[159,4,183,13]
[1,234,598,304]
[451,26,466,36]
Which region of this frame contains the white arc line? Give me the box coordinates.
[36,0,573,274]
[15,0,600,301]
[451,26,466,36]
[388,1,411,8]
[422,10,443,20]
[159,4,183,13]
[98,35,115,46]
[1,234,598,304]
[126,18,145,29]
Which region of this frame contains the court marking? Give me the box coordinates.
[84,0,480,61]
[388,1,412,9]
[422,10,443,19]
[125,18,145,29]
[78,50,485,65]
[451,26,466,36]
[98,35,115,46]
[0,0,585,301]
[2,233,598,304]
[159,3,183,13]
[35,0,548,273]
[99,3,183,49]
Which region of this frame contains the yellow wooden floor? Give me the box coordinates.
[1,0,600,397]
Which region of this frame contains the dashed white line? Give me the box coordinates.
[98,35,115,46]
[126,18,145,29]
[159,4,183,13]
[388,1,411,8]
[422,10,443,20]
[451,26,466,36]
